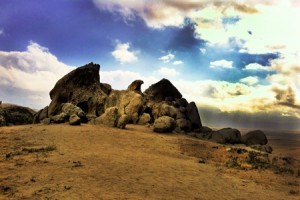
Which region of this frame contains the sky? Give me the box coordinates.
[0,0,299,130]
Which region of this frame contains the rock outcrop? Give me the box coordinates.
[48,62,106,117]
[95,107,119,127]
[242,130,268,145]
[153,116,176,133]
[144,79,182,102]
[0,104,36,126]
[211,128,242,144]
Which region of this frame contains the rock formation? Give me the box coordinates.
[242,130,268,145]
[31,62,269,150]
[48,62,106,117]
[144,78,182,102]
[0,104,36,126]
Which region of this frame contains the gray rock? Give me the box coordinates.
[144,79,182,102]
[153,116,176,133]
[186,102,202,129]
[211,128,241,144]
[69,114,81,125]
[48,62,107,117]
[51,112,67,123]
[33,106,49,124]
[176,119,192,132]
[177,98,189,107]
[242,130,268,145]
[62,103,86,118]
[0,104,35,125]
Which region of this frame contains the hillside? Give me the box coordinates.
[0,124,299,200]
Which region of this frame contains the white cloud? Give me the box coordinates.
[173,60,183,65]
[159,53,175,63]
[158,67,179,77]
[240,76,259,86]
[199,48,206,54]
[111,41,138,64]
[243,63,273,71]
[210,59,233,69]
[0,29,4,35]
[0,41,72,108]
[101,70,157,91]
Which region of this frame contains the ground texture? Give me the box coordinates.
[0,124,299,200]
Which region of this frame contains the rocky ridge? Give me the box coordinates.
[4,62,270,149]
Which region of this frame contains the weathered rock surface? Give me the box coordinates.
[186,102,202,129]
[144,79,182,102]
[127,80,144,93]
[95,107,119,127]
[138,113,151,125]
[242,130,268,145]
[211,128,241,144]
[117,114,129,129]
[0,104,35,125]
[153,116,176,133]
[175,119,192,133]
[51,112,67,124]
[100,83,112,95]
[69,114,81,125]
[48,62,106,117]
[105,89,143,123]
[31,63,204,132]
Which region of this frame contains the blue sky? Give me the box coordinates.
[0,0,300,129]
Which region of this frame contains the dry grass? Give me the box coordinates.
[0,124,299,199]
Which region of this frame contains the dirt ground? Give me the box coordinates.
[0,124,299,200]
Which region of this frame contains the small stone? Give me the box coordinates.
[69,114,81,125]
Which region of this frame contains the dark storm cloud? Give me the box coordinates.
[272,86,300,109]
[198,106,300,130]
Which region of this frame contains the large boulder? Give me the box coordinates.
[186,102,202,129]
[48,62,106,117]
[138,113,151,125]
[33,106,49,123]
[105,89,144,123]
[127,80,144,94]
[175,119,192,133]
[144,79,182,102]
[211,128,242,144]
[152,103,179,119]
[242,130,268,145]
[95,107,119,127]
[0,104,35,125]
[153,116,176,133]
[51,112,67,123]
[61,103,86,119]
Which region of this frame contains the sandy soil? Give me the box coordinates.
[0,124,299,200]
